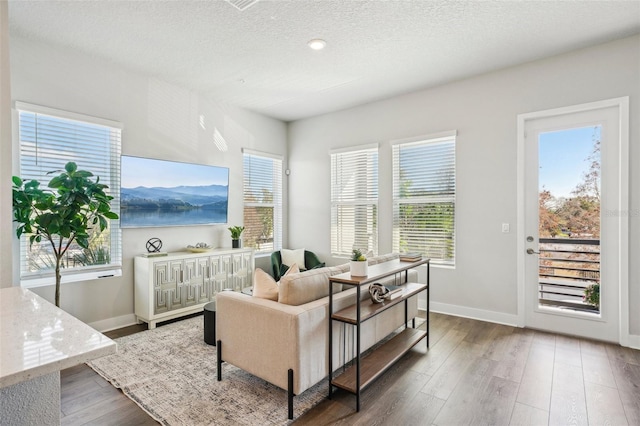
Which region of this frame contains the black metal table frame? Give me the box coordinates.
[327,259,430,411]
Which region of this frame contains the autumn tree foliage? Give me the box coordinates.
[539,189,562,237]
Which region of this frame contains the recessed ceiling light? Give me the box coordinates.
[307,39,327,50]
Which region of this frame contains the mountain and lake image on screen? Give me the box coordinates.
[120,156,229,227]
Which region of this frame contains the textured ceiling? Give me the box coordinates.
[7,0,640,122]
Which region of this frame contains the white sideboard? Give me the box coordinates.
[134,248,254,329]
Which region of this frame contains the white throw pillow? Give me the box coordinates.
[281,248,305,268]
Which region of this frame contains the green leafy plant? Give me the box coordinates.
[351,248,366,262]
[12,162,118,307]
[228,226,245,240]
[584,283,600,308]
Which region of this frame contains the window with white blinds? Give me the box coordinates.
[392,133,456,266]
[15,102,122,287]
[243,150,282,254]
[330,145,378,257]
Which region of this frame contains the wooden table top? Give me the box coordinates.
[329,257,430,286]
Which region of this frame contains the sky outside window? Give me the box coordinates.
[539,126,601,198]
[121,156,228,188]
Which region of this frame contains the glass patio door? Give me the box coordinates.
[521,102,623,342]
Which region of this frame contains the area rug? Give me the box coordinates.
[87,316,326,425]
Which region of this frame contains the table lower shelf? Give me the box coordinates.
[330,327,427,393]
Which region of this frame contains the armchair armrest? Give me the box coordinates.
[270,251,283,280]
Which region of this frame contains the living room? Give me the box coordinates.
[1,1,639,425]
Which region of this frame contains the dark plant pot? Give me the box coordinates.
[232,239,241,249]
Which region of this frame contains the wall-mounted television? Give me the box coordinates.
[120,155,229,228]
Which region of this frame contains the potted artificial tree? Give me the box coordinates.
[12,162,118,307]
[228,226,245,248]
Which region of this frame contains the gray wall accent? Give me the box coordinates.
[288,35,640,336]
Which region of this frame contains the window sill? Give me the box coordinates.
[21,268,122,288]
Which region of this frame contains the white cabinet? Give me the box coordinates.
[134,248,254,328]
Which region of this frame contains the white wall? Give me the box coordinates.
[8,36,288,328]
[0,0,13,289]
[288,35,640,336]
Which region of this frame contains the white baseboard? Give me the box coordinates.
[88,314,138,333]
[624,333,640,350]
[428,301,520,327]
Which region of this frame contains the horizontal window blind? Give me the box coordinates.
[16,103,122,286]
[331,146,378,257]
[393,136,456,265]
[243,151,282,253]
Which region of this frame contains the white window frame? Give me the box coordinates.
[330,143,379,258]
[392,131,456,266]
[14,102,123,288]
[242,149,283,255]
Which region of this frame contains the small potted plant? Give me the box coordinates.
[228,226,245,248]
[350,248,368,277]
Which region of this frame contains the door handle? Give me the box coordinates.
[526,248,540,255]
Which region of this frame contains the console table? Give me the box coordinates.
[328,258,430,411]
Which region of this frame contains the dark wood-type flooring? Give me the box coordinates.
[60,313,640,425]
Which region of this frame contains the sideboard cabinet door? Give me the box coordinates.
[231,249,254,291]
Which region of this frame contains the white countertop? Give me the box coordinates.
[0,287,116,388]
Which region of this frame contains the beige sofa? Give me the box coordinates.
[216,253,420,418]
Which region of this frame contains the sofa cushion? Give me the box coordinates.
[368,252,399,265]
[334,263,350,274]
[278,265,345,306]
